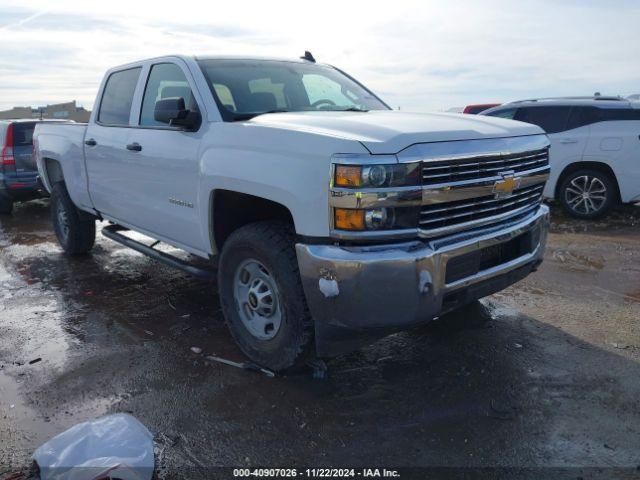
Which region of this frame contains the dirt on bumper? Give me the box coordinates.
[296,206,548,357]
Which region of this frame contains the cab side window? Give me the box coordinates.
[140,63,200,127]
[98,67,142,125]
[515,106,572,134]
[566,106,599,130]
[487,108,517,119]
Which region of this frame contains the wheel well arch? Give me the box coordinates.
[554,161,620,201]
[44,157,65,186]
[210,190,294,253]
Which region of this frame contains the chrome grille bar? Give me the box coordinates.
[421,184,543,216]
[422,149,549,185]
[419,184,544,234]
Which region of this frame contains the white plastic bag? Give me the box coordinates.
[33,413,154,480]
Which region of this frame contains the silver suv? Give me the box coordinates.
[482,96,640,218]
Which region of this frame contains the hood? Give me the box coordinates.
[248,110,543,154]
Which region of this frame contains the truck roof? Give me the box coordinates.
[107,54,322,72]
[195,55,314,63]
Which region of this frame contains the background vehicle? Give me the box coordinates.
[0,119,49,214]
[463,103,500,114]
[34,54,550,371]
[482,97,640,218]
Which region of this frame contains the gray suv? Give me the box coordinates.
[0,119,49,214]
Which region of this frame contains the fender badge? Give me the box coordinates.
[169,197,194,208]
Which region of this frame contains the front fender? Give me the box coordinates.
[195,123,369,255]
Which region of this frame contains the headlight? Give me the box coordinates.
[365,208,391,229]
[334,163,421,188]
[362,165,388,187]
[334,207,419,231]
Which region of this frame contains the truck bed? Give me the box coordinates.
[34,122,92,211]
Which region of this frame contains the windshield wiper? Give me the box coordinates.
[232,109,290,121]
[333,107,369,112]
[260,109,290,115]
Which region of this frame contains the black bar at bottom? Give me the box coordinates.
[102,224,216,280]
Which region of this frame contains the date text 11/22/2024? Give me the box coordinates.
[233,468,401,478]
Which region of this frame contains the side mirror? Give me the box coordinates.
[154,97,200,130]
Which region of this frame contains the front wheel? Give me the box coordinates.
[558,169,617,219]
[217,221,314,371]
[51,183,96,254]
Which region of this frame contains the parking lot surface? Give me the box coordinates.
[1,200,639,478]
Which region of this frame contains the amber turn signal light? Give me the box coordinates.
[334,165,362,187]
[334,208,365,231]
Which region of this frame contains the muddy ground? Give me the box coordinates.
[1,200,639,479]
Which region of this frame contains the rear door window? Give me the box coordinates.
[598,108,640,121]
[566,107,599,130]
[515,106,572,134]
[98,67,142,125]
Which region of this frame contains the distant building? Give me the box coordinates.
[0,100,91,122]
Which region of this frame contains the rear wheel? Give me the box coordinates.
[51,183,96,254]
[558,169,616,219]
[0,195,13,215]
[218,221,314,371]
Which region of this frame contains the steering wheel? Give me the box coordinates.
[310,99,337,110]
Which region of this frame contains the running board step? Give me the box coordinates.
[102,224,216,280]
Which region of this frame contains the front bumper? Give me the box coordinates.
[296,204,549,357]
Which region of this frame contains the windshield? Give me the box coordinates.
[197,59,389,121]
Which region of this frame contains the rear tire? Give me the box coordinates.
[51,183,95,254]
[0,195,13,215]
[218,221,314,371]
[558,169,616,219]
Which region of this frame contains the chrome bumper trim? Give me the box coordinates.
[297,204,549,356]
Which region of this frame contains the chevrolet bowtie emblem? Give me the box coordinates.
[493,173,521,198]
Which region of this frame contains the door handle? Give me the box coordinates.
[559,139,578,144]
[84,138,97,146]
[126,142,142,152]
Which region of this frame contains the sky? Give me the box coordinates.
[0,0,638,113]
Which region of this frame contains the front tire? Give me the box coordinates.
[218,221,314,371]
[51,183,96,254]
[558,169,616,219]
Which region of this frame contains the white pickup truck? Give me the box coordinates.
[34,54,551,370]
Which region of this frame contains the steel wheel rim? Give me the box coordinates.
[565,175,607,215]
[56,203,70,241]
[233,259,282,340]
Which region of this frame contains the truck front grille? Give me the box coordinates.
[419,183,544,234]
[422,148,549,185]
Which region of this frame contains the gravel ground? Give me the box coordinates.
[0,200,639,479]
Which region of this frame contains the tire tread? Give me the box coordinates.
[51,183,95,255]
[218,221,314,371]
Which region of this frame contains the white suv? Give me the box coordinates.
[482,97,640,218]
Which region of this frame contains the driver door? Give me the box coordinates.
[123,62,205,252]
